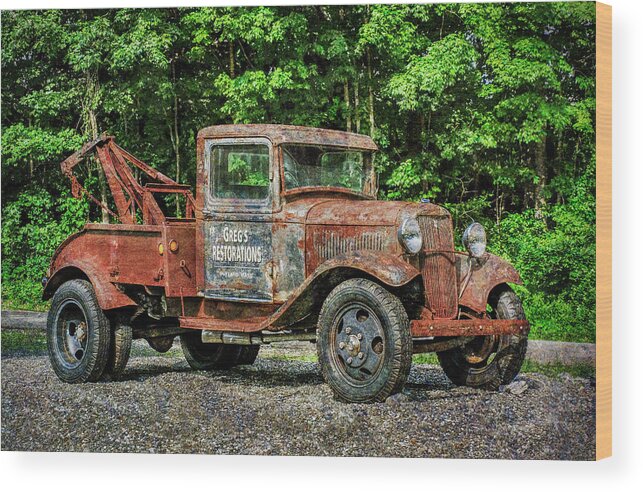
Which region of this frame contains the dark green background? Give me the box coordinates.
[0,3,596,342]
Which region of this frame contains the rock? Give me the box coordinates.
[385,392,409,406]
[504,380,529,396]
[560,373,576,384]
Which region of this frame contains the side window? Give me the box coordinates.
[210,144,270,201]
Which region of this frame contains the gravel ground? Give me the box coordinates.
[1,340,595,459]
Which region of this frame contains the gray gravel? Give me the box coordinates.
[1,340,595,459]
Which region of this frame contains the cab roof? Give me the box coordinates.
[197,124,378,151]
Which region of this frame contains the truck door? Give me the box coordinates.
[202,138,275,302]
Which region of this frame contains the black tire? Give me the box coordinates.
[46,279,111,383]
[438,285,528,390]
[180,332,243,370]
[237,345,260,365]
[102,314,132,380]
[317,278,412,403]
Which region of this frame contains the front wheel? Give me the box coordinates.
[317,278,412,403]
[438,285,528,390]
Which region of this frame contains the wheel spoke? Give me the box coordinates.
[360,321,380,348]
[359,350,381,376]
[340,307,359,331]
[342,361,364,381]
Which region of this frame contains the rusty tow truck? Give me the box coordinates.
[43,125,529,402]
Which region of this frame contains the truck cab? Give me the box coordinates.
[43,124,529,402]
[195,125,379,304]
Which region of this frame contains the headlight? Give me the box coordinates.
[462,222,487,258]
[398,217,423,254]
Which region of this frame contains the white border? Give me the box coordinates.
[1,0,641,490]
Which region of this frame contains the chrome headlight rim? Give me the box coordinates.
[462,221,487,258]
[398,216,423,255]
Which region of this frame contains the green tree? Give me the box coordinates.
[1,4,597,341]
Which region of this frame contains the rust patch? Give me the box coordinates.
[411,318,530,338]
[198,124,378,151]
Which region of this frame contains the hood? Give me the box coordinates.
[304,199,448,226]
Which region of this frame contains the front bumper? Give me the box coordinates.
[410,318,530,338]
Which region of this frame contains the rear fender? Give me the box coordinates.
[269,250,420,328]
[43,262,136,311]
[457,253,523,313]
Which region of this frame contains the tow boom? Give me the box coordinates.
[60,134,195,225]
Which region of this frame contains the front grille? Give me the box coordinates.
[313,229,386,262]
[418,215,458,319]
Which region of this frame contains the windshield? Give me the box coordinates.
[282,144,376,196]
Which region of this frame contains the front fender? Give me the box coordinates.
[316,250,420,287]
[268,250,420,328]
[457,253,523,313]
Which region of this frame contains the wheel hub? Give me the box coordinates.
[76,322,87,342]
[338,329,366,367]
[463,334,498,365]
[346,334,361,356]
[333,305,385,380]
[64,318,87,362]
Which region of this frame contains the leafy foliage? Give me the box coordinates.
[1,185,89,310]
[490,164,596,342]
[1,4,596,341]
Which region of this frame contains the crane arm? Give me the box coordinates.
[60,134,195,225]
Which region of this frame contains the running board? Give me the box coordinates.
[201,329,317,345]
[179,316,267,332]
[183,316,528,340]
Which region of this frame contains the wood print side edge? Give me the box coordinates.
[595,1,612,461]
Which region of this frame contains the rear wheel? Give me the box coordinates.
[102,314,132,380]
[438,285,528,390]
[317,278,412,403]
[180,332,243,370]
[237,345,260,365]
[46,279,110,383]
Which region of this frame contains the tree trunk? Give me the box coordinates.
[407,113,422,154]
[367,48,375,138]
[80,71,109,224]
[534,136,547,218]
[344,80,351,132]
[172,60,181,217]
[555,133,564,204]
[88,105,109,224]
[28,117,34,178]
[419,112,426,151]
[229,41,235,78]
[495,183,504,226]
[354,81,360,133]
